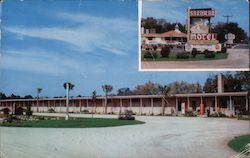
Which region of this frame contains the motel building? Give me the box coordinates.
[141,24,187,50]
[0,75,248,117]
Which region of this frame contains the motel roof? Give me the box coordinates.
[0,91,248,102]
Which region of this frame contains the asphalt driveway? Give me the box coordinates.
[141,47,249,70]
[0,114,249,158]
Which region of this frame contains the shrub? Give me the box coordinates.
[26,110,33,116]
[220,47,227,53]
[48,108,55,113]
[210,112,227,117]
[143,51,158,59]
[118,110,135,120]
[184,111,197,117]
[153,45,157,51]
[204,50,215,58]
[82,109,90,114]
[191,48,199,58]
[176,52,190,59]
[1,108,10,115]
[160,46,170,58]
[15,107,24,115]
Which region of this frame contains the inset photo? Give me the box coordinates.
[139,0,249,71]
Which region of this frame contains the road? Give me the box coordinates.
[141,45,249,70]
[1,114,249,158]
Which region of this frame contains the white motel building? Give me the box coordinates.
[0,75,248,116]
[141,24,187,49]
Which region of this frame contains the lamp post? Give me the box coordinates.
[65,83,69,120]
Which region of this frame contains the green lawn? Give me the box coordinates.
[1,118,145,128]
[142,50,228,61]
[228,134,250,152]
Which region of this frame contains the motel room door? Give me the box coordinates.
[178,101,185,114]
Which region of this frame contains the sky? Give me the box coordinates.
[143,0,249,35]
[0,0,226,97]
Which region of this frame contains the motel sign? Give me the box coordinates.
[185,8,221,52]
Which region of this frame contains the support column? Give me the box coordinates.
[129,98,132,110]
[54,100,56,111]
[229,96,233,113]
[140,98,142,115]
[119,99,122,114]
[60,100,62,113]
[151,98,154,115]
[187,97,190,111]
[200,97,204,115]
[43,100,45,112]
[215,96,218,112]
[246,95,248,111]
[175,97,178,114]
[161,98,164,115]
[79,100,82,113]
[102,99,105,114]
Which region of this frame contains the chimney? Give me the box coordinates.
[217,73,224,93]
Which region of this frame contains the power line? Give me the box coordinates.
[223,15,233,43]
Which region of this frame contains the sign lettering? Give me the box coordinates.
[190,33,217,41]
[190,9,215,17]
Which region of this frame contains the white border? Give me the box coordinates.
[138,0,250,72]
[138,0,142,71]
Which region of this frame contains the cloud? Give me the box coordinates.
[142,0,186,23]
[1,49,77,75]
[5,12,137,56]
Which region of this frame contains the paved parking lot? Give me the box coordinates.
[0,114,249,158]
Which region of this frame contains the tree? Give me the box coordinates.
[235,72,250,92]
[92,90,97,118]
[117,88,133,96]
[63,82,75,120]
[142,17,186,33]
[24,95,33,99]
[0,92,7,99]
[168,81,203,94]
[134,81,161,95]
[10,94,20,99]
[203,72,247,93]
[142,17,157,29]
[102,85,113,114]
[159,85,171,115]
[203,74,218,93]
[212,22,247,43]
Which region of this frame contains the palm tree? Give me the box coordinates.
[36,88,43,112]
[91,90,97,118]
[63,82,75,120]
[102,85,113,114]
[159,85,171,116]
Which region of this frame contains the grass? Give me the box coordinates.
[1,117,145,128]
[142,50,228,61]
[228,134,250,152]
